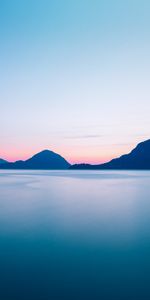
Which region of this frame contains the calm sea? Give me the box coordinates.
[0,170,150,299]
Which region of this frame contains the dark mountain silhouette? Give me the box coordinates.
[70,139,150,170]
[1,139,150,170]
[1,150,70,170]
[0,158,8,164]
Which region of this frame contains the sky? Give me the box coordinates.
[0,0,150,164]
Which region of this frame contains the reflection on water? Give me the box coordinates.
[0,170,150,299]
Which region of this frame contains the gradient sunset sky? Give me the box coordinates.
[1,0,150,164]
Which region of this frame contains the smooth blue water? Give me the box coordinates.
[0,170,150,299]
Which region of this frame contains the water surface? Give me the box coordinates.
[0,170,150,299]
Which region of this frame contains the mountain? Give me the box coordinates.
[70,139,150,170]
[0,158,8,164]
[0,150,70,170]
[1,139,150,170]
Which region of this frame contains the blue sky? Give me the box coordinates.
[0,0,150,163]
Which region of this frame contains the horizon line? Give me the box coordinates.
[1,138,149,166]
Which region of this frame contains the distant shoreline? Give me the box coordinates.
[1,139,150,170]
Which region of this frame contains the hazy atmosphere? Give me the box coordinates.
[1,2,150,299]
[1,0,150,163]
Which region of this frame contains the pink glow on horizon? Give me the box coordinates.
[1,143,133,165]
[2,153,111,165]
